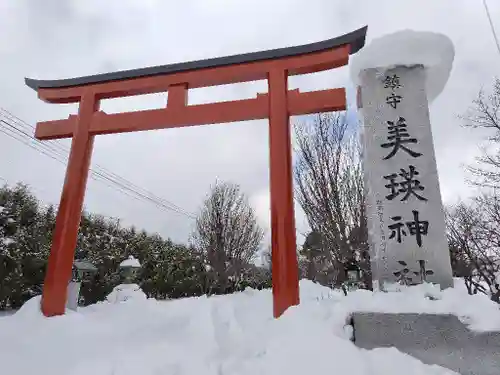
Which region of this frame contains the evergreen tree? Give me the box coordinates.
[0,182,271,310]
[0,184,46,308]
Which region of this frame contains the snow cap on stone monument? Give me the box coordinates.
[350,29,454,102]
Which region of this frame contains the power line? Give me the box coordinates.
[0,114,196,218]
[2,108,196,216]
[0,116,196,218]
[0,109,196,219]
[0,120,147,205]
[483,0,500,58]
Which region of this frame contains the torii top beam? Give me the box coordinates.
[24,26,366,141]
[26,26,366,101]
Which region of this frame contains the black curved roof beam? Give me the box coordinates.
[25,26,367,91]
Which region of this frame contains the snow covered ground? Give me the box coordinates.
[0,279,499,375]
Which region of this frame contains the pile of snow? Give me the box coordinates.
[1,280,499,375]
[350,29,455,102]
[106,283,147,304]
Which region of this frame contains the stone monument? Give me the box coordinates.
[351,30,454,291]
[349,30,500,375]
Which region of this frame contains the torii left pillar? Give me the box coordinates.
[41,91,98,314]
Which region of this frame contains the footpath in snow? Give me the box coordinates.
[1,279,499,375]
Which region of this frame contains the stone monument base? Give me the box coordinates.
[66,281,81,311]
[352,312,500,375]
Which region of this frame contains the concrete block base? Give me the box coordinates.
[352,312,500,375]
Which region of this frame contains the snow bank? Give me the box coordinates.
[11,295,45,319]
[2,280,498,375]
[12,295,80,319]
[350,30,454,102]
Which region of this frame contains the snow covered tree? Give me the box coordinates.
[0,182,270,309]
[0,183,47,309]
[140,241,208,299]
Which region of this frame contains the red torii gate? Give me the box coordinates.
[25,26,367,318]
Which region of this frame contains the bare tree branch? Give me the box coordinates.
[462,77,500,188]
[293,113,370,288]
[191,181,264,291]
[446,195,500,303]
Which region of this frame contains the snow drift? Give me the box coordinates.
[1,279,499,375]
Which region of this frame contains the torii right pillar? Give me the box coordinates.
[351,30,455,291]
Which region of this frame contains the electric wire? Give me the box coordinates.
[0,109,196,219]
[483,0,500,58]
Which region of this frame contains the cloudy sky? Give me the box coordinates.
[0,0,499,247]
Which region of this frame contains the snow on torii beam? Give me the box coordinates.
[25,25,367,318]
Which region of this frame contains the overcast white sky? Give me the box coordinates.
[0,0,499,247]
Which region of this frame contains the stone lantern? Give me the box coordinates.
[119,255,141,284]
[345,261,361,283]
[107,255,146,304]
[341,261,361,295]
[67,260,97,311]
[72,260,98,282]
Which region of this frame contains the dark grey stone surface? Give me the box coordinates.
[353,312,500,375]
[25,26,367,90]
[360,65,454,290]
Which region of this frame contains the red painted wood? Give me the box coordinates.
[33,42,352,318]
[41,91,98,316]
[268,69,300,318]
[34,88,346,140]
[167,83,188,109]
